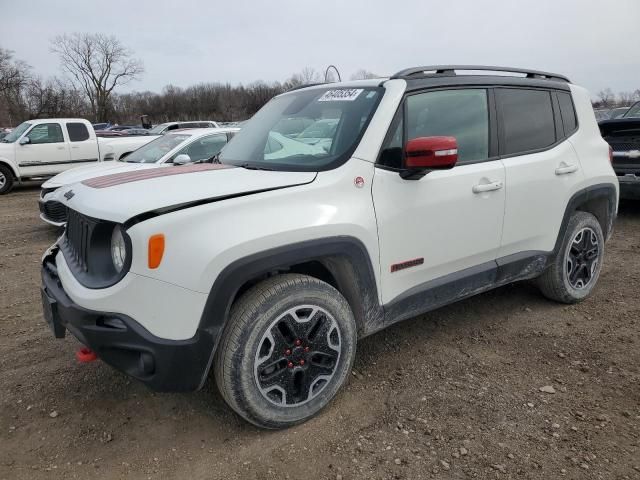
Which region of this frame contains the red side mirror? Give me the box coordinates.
[405,136,458,172]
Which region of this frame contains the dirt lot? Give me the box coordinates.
[1,185,639,480]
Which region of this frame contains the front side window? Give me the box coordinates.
[28,124,64,144]
[497,89,556,155]
[174,134,228,162]
[123,134,191,163]
[379,89,489,168]
[218,87,383,171]
[66,122,90,142]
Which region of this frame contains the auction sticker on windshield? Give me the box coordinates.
[318,89,363,102]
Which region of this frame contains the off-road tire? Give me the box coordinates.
[214,273,357,429]
[536,211,604,303]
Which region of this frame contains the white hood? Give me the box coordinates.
[61,165,317,224]
[42,162,157,189]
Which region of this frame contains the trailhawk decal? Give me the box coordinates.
[82,164,234,189]
[391,257,425,273]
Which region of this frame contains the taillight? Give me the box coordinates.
[609,146,613,164]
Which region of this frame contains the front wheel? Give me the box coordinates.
[214,274,357,429]
[0,164,14,194]
[536,211,605,303]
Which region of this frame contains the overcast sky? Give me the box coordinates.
[1,0,639,97]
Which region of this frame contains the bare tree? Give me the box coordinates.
[596,88,615,108]
[0,47,29,94]
[286,67,322,88]
[350,69,378,80]
[51,33,144,122]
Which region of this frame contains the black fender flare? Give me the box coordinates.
[195,236,383,388]
[553,182,618,256]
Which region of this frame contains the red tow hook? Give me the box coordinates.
[76,347,97,363]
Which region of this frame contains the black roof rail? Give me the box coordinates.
[390,65,570,83]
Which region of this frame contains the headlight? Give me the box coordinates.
[111,226,127,273]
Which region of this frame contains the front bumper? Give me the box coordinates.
[41,249,214,392]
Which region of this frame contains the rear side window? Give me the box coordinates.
[557,92,577,135]
[497,89,556,155]
[66,122,90,142]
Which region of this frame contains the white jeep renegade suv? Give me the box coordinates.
[41,66,619,429]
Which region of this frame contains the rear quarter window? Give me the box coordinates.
[557,92,578,135]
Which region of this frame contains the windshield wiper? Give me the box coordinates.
[239,162,274,171]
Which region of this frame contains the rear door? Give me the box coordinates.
[372,88,506,306]
[66,122,99,168]
[496,88,584,258]
[15,123,70,177]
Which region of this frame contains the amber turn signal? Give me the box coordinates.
[148,234,165,269]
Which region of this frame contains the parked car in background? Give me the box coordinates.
[608,106,630,119]
[594,109,610,121]
[123,128,151,136]
[600,100,640,199]
[96,125,140,138]
[622,101,640,118]
[147,121,220,135]
[92,123,110,131]
[0,118,159,194]
[99,134,159,162]
[39,128,239,226]
[0,119,107,194]
[0,131,9,141]
[40,66,617,429]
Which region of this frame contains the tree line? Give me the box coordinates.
[6,32,635,127]
[0,33,377,127]
[593,88,640,109]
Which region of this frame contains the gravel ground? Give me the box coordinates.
[1,185,639,480]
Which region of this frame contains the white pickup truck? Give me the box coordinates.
[0,118,156,194]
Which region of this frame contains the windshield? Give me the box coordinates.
[122,134,191,163]
[1,122,31,143]
[218,86,383,171]
[623,102,640,118]
[148,123,169,135]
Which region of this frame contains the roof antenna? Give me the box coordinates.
[325,65,342,83]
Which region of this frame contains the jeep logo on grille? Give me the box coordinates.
[64,190,75,200]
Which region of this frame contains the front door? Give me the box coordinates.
[372,88,506,308]
[15,123,70,177]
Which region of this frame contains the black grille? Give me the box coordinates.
[64,210,95,272]
[610,142,640,152]
[42,201,67,223]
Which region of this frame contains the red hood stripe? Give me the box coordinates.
[82,164,234,189]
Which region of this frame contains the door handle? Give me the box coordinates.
[71,146,80,149]
[555,164,578,175]
[56,146,65,150]
[472,181,503,194]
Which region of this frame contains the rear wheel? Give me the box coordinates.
[0,165,14,194]
[214,274,357,429]
[536,211,604,303]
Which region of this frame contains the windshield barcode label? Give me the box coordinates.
[318,89,363,102]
